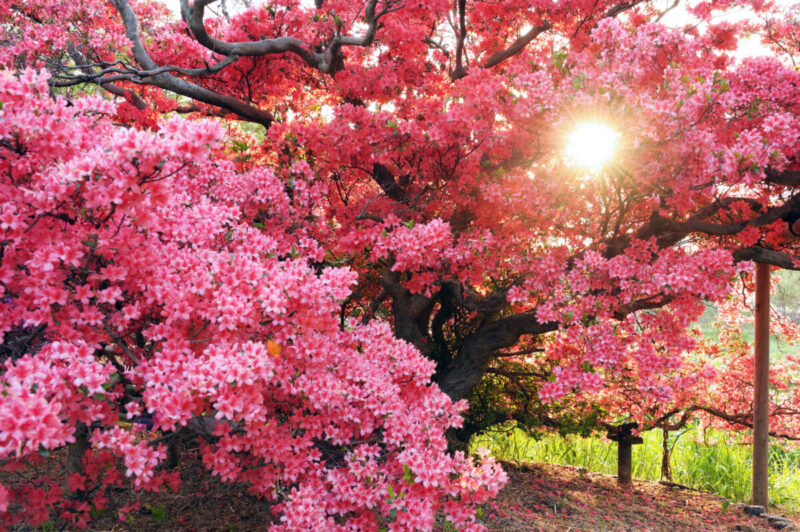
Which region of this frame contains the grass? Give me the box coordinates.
[473,425,800,511]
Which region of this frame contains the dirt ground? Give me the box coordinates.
[7,458,800,531]
[482,462,799,532]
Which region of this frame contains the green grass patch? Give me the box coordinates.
[473,426,800,511]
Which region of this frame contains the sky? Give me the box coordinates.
[659,1,778,59]
[163,0,180,13]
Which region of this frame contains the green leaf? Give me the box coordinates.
[231,140,249,153]
[721,500,730,512]
[102,375,117,391]
[403,464,414,483]
[151,504,167,523]
[387,484,395,499]
[389,508,397,520]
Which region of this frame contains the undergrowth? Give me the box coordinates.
[473,426,800,511]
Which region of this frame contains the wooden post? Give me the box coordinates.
[608,423,643,485]
[661,428,672,481]
[753,261,770,508]
[618,437,633,484]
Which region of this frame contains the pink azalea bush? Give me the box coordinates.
[0,71,505,530]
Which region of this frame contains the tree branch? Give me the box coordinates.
[733,246,800,269]
[696,405,800,440]
[361,288,388,324]
[451,0,468,79]
[437,309,558,400]
[180,0,402,75]
[372,163,410,204]
[108,0,274,126]
[481,22,552,72]
[65,46,147,110]
[604,0,646,19]
[51,53,241,87]
[765,168,800,186]
[624,193,800,253]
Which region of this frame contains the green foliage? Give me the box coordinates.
[773,270,800,326]
[459,359,606,443]
[151,504,167,524]
[695,270,800,358]
[230,139,249,153]
[473,426,800,511]
[403,463,415,484]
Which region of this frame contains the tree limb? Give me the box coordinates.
[451,0,468,79]
[437,309,558,400]
[604,0,646,19]
[65,46,147,110]
[765,168,800,186]
[180,0,402,75]
[481,22,552,71]
[696,405,800,440]
[733,246,800,269]
[110,0,274,126]
[372,163,410,204]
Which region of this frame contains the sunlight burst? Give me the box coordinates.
[565,122,619,170]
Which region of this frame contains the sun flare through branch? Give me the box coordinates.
[565,122,619,170]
